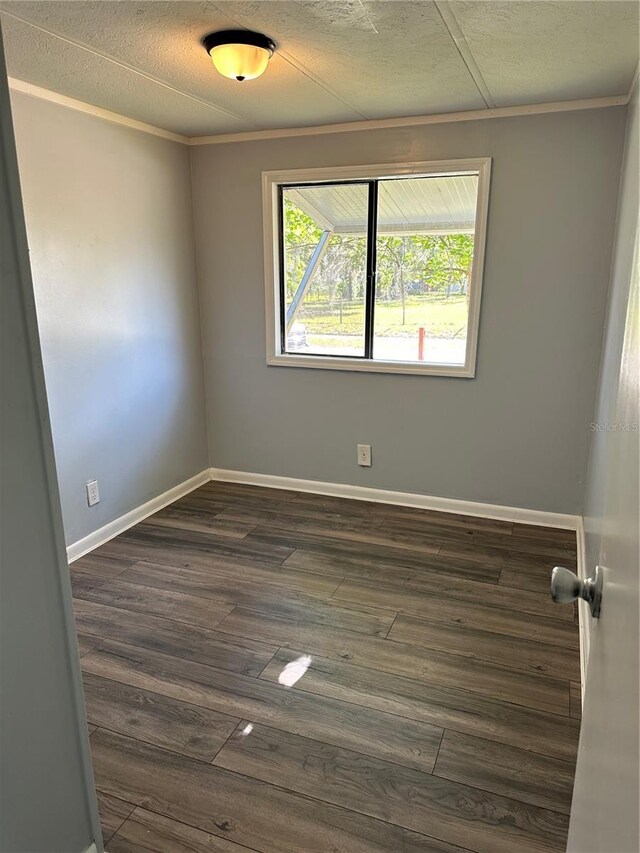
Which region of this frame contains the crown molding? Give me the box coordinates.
[188,95,629,145]
[7,76,629,148]
[8,77,189,145]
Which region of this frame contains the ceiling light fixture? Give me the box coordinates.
[202,29,276,82]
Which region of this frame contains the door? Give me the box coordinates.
[0,23,102,853]
[567,82,639,852]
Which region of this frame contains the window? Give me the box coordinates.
[263,159,491,377]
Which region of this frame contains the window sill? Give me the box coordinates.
[268,353,476,378]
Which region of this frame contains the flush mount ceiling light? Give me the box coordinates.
[203,29,276,82]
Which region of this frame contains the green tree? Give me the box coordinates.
[418,234,474,296]
[283,199,322,301]
[377,233,474,324]
[377,237,409,323]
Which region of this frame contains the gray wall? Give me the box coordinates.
[9,98,630,543]
[11,91,208,546]
[1,33,100,852]
[191,107,626,514]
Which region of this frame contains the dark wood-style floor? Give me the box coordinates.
[70,480,581,853]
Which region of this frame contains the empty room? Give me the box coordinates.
[1,2,638,852]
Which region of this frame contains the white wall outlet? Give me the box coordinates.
[86,479,100,507]
[357,444,372,467]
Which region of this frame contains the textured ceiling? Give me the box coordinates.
[0,1,637,137]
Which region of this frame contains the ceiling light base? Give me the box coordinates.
[203,30,276,82]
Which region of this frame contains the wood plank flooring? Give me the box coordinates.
[69,481,581,852]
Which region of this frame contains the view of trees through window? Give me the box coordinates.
[281,175,477,365]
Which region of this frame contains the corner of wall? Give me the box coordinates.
[187,144,216,470]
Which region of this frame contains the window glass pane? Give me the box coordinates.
[373,174,478,365]
[282,183,368,357]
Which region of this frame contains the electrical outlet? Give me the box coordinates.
[86,479,100,507]
[357,444,371,467]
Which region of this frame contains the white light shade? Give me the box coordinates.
[209,43,271,81]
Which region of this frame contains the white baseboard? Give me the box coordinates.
[575,516,589,703]
[83,844,99,853]
[66,470,210,563]
[67,462,580,562]
[208,467,581,529]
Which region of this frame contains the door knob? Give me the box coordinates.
[551,565,603,618]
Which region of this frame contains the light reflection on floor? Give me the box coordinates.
[278,654,312,687]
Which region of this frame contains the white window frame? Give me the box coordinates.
[263,157,491,378]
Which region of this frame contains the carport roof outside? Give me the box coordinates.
[284,172,478,236]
